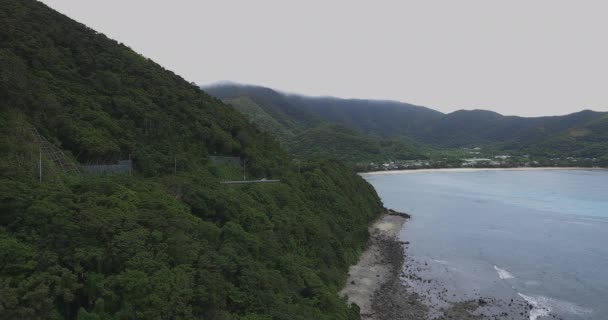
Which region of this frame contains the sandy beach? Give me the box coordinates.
[360,167,605,176]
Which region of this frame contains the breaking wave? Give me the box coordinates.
[518,293,592,320]
[493,265,514,279]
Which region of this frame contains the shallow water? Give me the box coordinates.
[363,169,608,320]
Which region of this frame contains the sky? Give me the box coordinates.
[40,0,608,117]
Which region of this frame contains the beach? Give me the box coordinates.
[360,167,605,176]
[340,210,427,320]
[340,209,511,320]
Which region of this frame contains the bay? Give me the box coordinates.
[363,169,608,320]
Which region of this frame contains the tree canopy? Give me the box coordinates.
[0,1,384,319]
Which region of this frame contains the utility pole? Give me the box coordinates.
[38,148,42,183]
[242,159,247,181]
[243,158,248,181]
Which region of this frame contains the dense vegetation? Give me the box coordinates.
[205,85,427,162]
[207,84,608,163]
[289,124,423,163]
[0,1,385,319]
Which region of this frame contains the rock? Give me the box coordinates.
[386,208,412,219]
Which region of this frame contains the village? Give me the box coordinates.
[356,147,603,171]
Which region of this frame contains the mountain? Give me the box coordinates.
[205,84,427,162]
[281,95,443,138]
[0,1,383,319]
[206,83,608,160]
[419,109,606,150]
[514,113,608,158]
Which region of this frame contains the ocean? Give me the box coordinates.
[363,169,608,320]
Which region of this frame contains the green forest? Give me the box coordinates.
[0,1,385,319]
[207,88,426,163]
[207,84,608,165]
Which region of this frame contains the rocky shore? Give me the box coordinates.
[340,209,417,319]
[341,209,539,320]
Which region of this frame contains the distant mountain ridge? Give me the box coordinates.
[206,84,426,162]
[205,83,608,160]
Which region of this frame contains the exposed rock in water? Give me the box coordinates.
[386,208,411,219]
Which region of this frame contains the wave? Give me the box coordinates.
[518,294,550,320]
[493,265,514,279]
[518,293,592,320]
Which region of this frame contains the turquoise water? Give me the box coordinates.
[364,169,608,320]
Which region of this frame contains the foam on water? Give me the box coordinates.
[518,293,592,320]
[518,293,550,320]
[494,265,514,280]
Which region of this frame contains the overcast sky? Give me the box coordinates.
[40,0,607,117]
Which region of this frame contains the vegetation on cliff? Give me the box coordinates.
[0,1,383,319]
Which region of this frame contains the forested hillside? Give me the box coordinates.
[514,113,608,158]
[0,1,384,319]
[205,84,426,162]
[207,84,608,160]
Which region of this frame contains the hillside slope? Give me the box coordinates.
[516,113,608,158]
[206,84,426,162]
[0,1,384,319]
[421,109,606,151]
[207,84,608,159]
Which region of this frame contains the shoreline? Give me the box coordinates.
[360,166,605,176]
[340,210,424,319]
[341,209,538,320]
[341,210,489,320]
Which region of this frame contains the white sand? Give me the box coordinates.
[360,167,605,176]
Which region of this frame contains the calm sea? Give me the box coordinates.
[363,169,608,320]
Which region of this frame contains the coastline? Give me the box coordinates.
[341,210,492,320]
[350,170,604,320]
[340,210,425,320]
[360,166,605,176]
[341,209,540,320]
